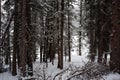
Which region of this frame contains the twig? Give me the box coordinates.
[53,68,69,80]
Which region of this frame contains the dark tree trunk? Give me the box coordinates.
[57,0,60,69]
[19,0,27,77]
[97,0,111,64]
[39,10,44,63]
[26,0,34,76]
[5,30,10,65]
[0,0,1,63]
[97,0,106,63]
[57,0,64,69]
[12,0,20,75]
[79,0,83,56]
[89,0,97,62]
[0,0,2,34]
[0,0,1,26]
[40,43,43,63]
[68,0,71,62]
[59,0,64,69]
[49,43,54,64]
[110,0,120,73]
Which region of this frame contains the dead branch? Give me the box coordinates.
[66,62,108,80]
[53,68,69,80]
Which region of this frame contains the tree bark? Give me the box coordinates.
[19,0,27,77]
[110,0,120,73]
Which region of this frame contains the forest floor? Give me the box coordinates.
[0,72,18,80]
[0,49,120,80]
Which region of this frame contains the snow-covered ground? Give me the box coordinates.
[0,72,18,80]
[1,50,120,80]
[103,73,120,80]
[1,71,120,80]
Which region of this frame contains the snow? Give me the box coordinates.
[33,50,89,80]
[0,72,17,80]
[1,72,120,80]
[104,73,120,80]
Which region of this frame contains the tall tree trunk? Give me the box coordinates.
[110,0,120,73]
[0,0,1,28]
[26,0,34,76]
[0,0,2,73]
[97,0,111,64]
[89,0,97,62]
[97,0,105,63]
[12,0,20,75]
[57,0,64,69]
[57,0,61,69]
[79,0,83,56]
[0,0,1,60]
[68,0,71,62]
[20,0,27,77]
[40,12,44,63]
[59,0,64,69]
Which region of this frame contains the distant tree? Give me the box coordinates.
[79,0,83,56]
